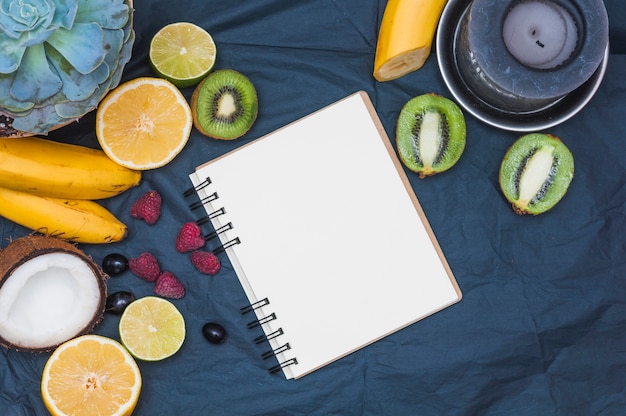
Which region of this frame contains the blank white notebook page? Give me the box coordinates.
[189,91,461,379]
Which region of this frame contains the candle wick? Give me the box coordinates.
[536,40,545,48]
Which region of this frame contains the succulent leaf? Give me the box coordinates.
[49,0,78,30]
[46,43,108,101]
[108,28,133,86]
[11,102,64,133]
[0,73,33,112]
[75,0,128,29]
[11,43,62,102]
[0,33,25,72]
[0,0,55,39]
[54,29,133,119]
[46,22,106,74]
[49,27,123,104]
[17,26,56,47]
[101,28,125,73]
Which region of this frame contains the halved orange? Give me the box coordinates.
[96,77,193,170]
[41,334,142,416]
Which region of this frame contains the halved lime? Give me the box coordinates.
[119,296,186,361]
[149,22,217,88]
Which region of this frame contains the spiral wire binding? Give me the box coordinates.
[254,328,284,344]
[241,297,299,375]
[184,177,241,255]
[212,237,240,255]
[187,176,297,375]
[262,343,291,360]
[204,222,233,242]
[247,313,277,329]
[184,177,211,197]
[197,207,226,226]
[240,298,270,314]
[269,358,299,374]
[189,191,219,210]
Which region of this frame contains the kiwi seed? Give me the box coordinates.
[191,69,258,140]
[499,133,574,215]
[396,93,466,178]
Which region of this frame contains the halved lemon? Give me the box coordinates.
[41,334,142,416]
[149,22,217,88]
[119,296,186,361]
[95,77,193,170]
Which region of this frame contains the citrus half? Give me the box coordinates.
[41,334,142,416]
[96,77,193,170]
[119,296,186,361]
[149,22,217,88]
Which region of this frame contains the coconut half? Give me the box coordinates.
[0,235,107,351]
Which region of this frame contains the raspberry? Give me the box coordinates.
[154,272,185,299]
[175,222,205,253]
[130,190,162,225]
[128,252,161,282]
[190,250,221,275]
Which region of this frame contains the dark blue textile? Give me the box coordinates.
[1,1,625,415]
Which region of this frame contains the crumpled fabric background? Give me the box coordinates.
[1,1,625,415]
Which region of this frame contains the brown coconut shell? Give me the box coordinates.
[0,235,108,352]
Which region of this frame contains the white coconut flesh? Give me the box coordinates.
[0,252,102,349]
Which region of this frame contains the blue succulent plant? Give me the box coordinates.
[0,0,134,135]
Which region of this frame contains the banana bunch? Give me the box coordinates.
[0,137,141,244]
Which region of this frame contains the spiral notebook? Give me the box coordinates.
[187,91,462,379]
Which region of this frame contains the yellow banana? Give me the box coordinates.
[0,186,128,244]
[373,0,448,82]
[0,136,141,199]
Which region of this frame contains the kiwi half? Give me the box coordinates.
[191,69,258,140]
[499,133,574,215]
[396,93,466,178]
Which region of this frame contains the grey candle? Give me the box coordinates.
[502,0,577,69]
[454,0,608,113]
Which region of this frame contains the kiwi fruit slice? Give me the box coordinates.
[499,133,574,215]
[191,69,258,140]
[396,93,466,178]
